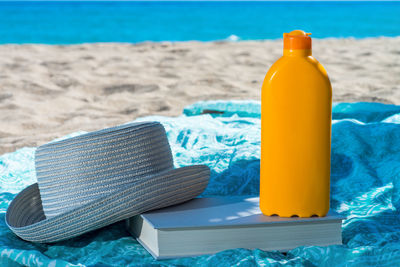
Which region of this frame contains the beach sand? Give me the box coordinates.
[1,37,400,154]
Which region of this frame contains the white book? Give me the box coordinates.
[126,197,343,260]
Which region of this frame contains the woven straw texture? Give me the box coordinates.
[5,121,210,243]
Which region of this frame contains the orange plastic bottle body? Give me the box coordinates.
[260,44,332,217]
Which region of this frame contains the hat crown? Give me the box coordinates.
[34,122,173,219]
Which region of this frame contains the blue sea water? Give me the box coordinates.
[0,1,399,44]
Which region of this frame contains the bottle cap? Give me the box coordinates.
[283,30,312,50]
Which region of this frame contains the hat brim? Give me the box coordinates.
[6,165,210,243]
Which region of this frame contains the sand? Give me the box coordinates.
[1,37,400,154]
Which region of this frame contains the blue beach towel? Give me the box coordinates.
[1,100,400,266]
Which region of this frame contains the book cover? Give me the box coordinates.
[127,197,344,259]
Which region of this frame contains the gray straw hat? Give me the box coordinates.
[6,121,210,243]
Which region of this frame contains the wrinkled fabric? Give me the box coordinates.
[1,100,400,266]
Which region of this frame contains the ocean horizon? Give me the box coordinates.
[0,1,400,44]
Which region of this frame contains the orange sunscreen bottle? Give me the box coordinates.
[260,30,332,217]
